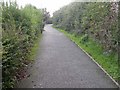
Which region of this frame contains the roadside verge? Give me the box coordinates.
[53,26,120,88]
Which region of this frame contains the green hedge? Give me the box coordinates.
[2,1,44,88]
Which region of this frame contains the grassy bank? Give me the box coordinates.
[54,27,119,81]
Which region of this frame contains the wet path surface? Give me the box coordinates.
[17,24,118,88]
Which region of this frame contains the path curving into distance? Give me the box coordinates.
[16,24,118,88]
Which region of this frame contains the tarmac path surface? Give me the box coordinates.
[16,24,118,88]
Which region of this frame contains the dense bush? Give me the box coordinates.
[2,1,44,88]
[52,2,119,82]
[52,2,118,54]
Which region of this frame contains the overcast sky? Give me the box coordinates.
[5,0,74,16]
[3,0,118,16]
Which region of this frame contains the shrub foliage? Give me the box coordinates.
[52,2,118,53]
[2,1,44,88]
[52,2,119,82]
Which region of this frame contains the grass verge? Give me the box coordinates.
[28,34,42,61]
[54,27,119,82]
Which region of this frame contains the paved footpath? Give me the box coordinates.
[17,24,118,88]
